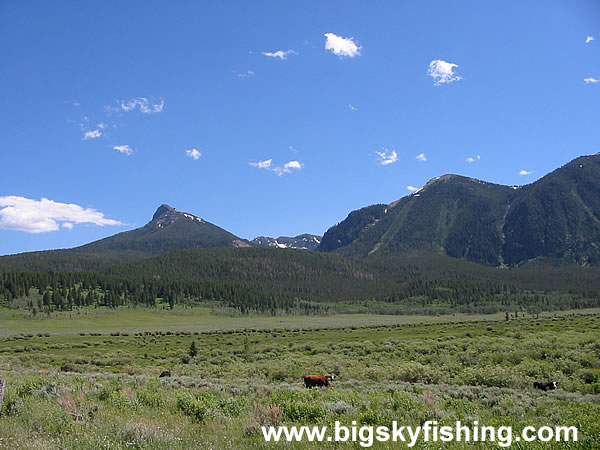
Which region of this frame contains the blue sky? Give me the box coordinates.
[1,1,599,255]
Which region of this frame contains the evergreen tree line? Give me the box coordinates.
[1,262,599,316]
[380,278,599,315]
[0,271,325,315]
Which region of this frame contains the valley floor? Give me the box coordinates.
[0,310,599,448]
[1,305,599,337]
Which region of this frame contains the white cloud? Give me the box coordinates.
[407,186,419,192]
[586,36,595,44]
[324,33,361,58]
[284,160,303,170]
[120,97,164,114]
[73,100,80,107]
[519,170,533,175]
[273,161,303,176]
[250,159,303,175]
[584,77,599,83]
[428,60,462,85]
[376,149,398,166]
[466,155,481,163]
[250,159,273,169]
[113,145,133,156]
[349,104,358,111]
[83,129,102,140]
[0,196,123,233]
[185,148,202,160]
[416,153,427,162]
[262,50,295,59]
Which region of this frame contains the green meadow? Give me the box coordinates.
[0,308,599,448]
[2,304,599,337]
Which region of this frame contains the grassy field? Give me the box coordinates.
[2,305,600,337]
[0,309,599,448]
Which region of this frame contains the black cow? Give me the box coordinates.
[159,370,171,378]
[533,381,558,391]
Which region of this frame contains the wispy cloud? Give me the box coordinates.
[416,153,427,162]
[185,148,201,160]
[236,70,255,78]
[0,196,123,233]
[262,50,295,59]
[586,36,595,44]
[83,129,102,140]
[376,149,398,166]
[324,33,361,58]
[584,77,599,84]
[120,97,164,114]
[428,60,462,85]
[519,170,533,175]
[349,104,358,111]
[250,159,303,176]
[407,186,419,192]
[113,145,133,156]
[466,155,481,163]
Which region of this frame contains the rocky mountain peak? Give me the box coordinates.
[152,204,176,221]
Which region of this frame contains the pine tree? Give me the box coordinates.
[189,341,197,357]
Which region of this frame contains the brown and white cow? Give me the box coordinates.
[303,374,335,388]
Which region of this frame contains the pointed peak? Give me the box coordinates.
[152,204,176,221]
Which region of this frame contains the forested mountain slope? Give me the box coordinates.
[502,154,600,265]
[319,154,600,266]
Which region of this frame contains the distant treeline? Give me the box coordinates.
[0,271,323,315]
[1,248,600,315]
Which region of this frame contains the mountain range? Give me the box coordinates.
[251,234,321,250]
[319,154,600,266]
[1,154,599,271]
